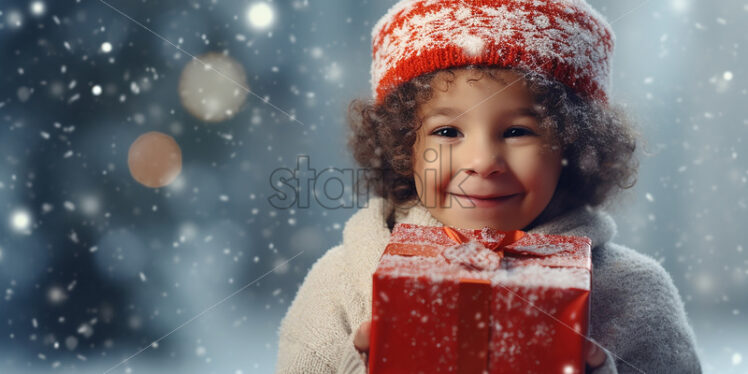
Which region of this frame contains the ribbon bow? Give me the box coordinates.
[440,226,526,271]
[382,223,589,270]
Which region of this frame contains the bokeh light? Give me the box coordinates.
[30,1,46,16]
[127,131,183,188]
[80,195,101,216]
[178,53,248,122]
[247,2,275,30]
[47,285,68,305]
[6,10,23,29]
[100,41,112,53]
[10,209,31,234]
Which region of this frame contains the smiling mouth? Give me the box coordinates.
[449,193,520,206]
[452,193,518,200]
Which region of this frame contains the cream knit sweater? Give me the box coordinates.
[275,197,702,373]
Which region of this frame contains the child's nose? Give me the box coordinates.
[463,143,507,178]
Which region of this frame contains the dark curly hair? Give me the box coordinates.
[346,65,644,230]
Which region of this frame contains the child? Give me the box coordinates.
[276,0,702,373]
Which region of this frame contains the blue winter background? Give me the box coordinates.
[0,0,746,373]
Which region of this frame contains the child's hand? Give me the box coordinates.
[353,320,371,364]
[353,320,371,351]
[585,339,607,369]
[355,320,607,369]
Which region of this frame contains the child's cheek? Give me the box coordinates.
[414,142,453,208]
[507,147,562,196]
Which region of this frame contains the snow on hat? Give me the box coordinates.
[370,0,615,105]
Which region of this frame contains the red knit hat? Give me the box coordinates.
[371,0,615,105]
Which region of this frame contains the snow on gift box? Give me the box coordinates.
[369,223,592,374]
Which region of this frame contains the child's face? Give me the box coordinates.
[412,69,563,231]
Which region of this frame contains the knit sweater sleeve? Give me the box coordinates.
[589,242,702,374]
[275,245,364,374]
[336,329,368,373]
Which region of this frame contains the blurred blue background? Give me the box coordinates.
[0,0,746,373]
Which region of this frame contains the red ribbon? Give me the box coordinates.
[442,225,527,250]
[441,226,527,270]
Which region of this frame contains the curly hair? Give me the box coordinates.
[346,65,644,230]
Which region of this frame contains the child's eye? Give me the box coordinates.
[432,127,462,138]
[504,127,535,138]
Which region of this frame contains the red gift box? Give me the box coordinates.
[369,223,592,374]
